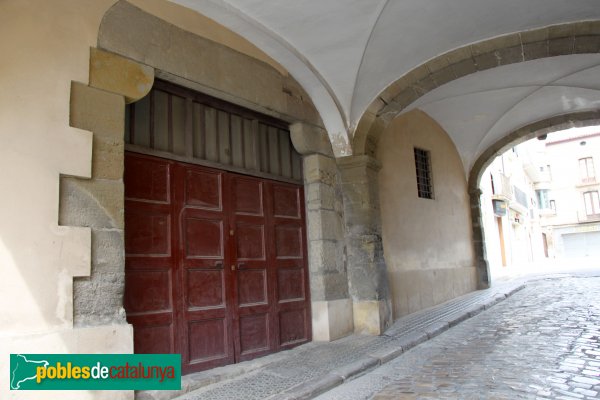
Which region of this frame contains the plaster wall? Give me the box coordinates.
[377,110,476,318]
[0,1,135,399]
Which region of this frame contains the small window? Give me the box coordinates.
[583,191,600,216]
[579,157,596,183]
[549,200,556,212]
[414,147,433,199]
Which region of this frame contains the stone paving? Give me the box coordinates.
[162,280,524,400]
[316,276,600,400]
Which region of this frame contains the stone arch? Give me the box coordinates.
[353,20,600,157]
[466,111,600,288]
[66,0,354,346]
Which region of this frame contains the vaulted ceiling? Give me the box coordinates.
[170,0,600,170]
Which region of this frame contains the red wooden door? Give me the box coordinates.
[124,153,311,374]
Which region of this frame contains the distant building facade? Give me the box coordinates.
[539,131,600,259]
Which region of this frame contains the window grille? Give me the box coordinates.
[414,147,433,199]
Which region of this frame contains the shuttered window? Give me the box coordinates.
[125,80,303,183]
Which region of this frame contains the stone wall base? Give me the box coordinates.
[389,267,477,319]
[353,299,392,335]
[311,298,354,341]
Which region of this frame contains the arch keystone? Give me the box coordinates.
[89,47,154,103]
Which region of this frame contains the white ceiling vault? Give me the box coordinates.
[170,0,600,168]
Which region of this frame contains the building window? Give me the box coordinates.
[583,191,600,216]
[414,147,433,199]
[579,157,596,183]
[536,189,550,209]
[549,199,556,212]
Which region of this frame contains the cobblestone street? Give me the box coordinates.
[317,276,600,400]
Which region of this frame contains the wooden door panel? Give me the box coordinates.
[183,216,224,259]
[186,268,225,308]
[125,153,310,373]
[235,223,265,260]
[239,313,269,356]
[274,225,303,259]
[277,266,305,303]
[125,208,171,256]
[178,164,234,373]
[128,313,175,354]
[279,308,309,347]
[124,154,177,357]
[124,156,170,203]
[184,169,222,211]
[124,269,172,313]
[187,318,230,363]
[272,185,301,219]
[233,177,264,216]
[237,268,268,306]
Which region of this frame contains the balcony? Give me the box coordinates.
[491,173,513,201]
[578,210,600,223]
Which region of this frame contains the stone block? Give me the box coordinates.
[575,21,600,35]
[548,24,574,39]
[392,87,419,110]
[74,229,125,326]
[430,65,456,87]
[308,240,340,272]
[306,183,335,211]
[89,48,154,103]
[471,34,520,56]
[352,299,392,335]
[311,298,354,341]
[426,55,450,73]
[473,52,498,71]
[520,27,549,43]
[445,46,473,64]
[91,229,125,273]
[496,45,523,66]
[290,123,333,156]
[307,209,344,241]
[93,134,124,180]
[402,65,429,86]
[59,177,124,229]
[451,57,478,78]
[323,272,350,300]
[523,40,549,61]
[411,75,437,95]
[303,154,337,185]
[574,35,600,54]
[549,37,574,56]
[70,82,125,138]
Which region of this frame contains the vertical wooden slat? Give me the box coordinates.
[279,130,292,178]
[193,102,205,159]
[153,90,169,152]
[259,123,269,173]
[205,107,218,162]
[243,118,257,171]
[172,95,186,155]
[230,114,244,168]
[124,105,131,144]
[268,126,280,175]
[291,150,303,181]
[133,93,150,147]
[184,98,194,158]
[218,110,231,165]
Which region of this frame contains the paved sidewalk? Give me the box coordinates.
[317,274,600,400]
[139,279,525,400]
